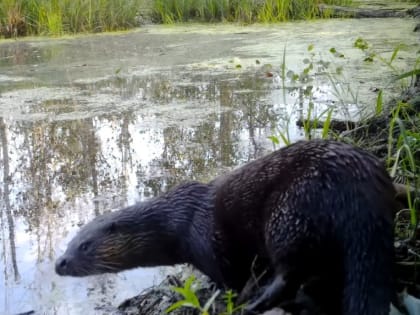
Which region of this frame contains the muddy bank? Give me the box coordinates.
[319,3,419,19]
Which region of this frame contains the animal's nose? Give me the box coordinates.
[55,256,68,275]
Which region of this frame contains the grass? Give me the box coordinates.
[166,275,244,315]
[167,43,420,312]
[152,0,353,24]
[388,102,420,232]
[269,43,347,145]
[0,0,355,37]
[268,38,419,235]
[6,0,401,37]
[0,0,144,37]
[166,275,219,315]
[3,0,418,36]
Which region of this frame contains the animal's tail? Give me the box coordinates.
[339,183,395,315]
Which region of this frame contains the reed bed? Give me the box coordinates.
[152,0,353,24]
[0,0,144,37]
[0,0,355,37]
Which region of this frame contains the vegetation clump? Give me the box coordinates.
[277,40,420,308]
[152,0,353,24]
[0,0,354,37]
[0,0,144,37]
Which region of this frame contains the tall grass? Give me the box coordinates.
[153,0,353,24]
[387,101,420,233]
[0,0,355,36]
[0,0,144,36]
[257,0,318,22]
[153,0,230,24]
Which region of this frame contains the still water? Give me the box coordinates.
[0,19,418,314]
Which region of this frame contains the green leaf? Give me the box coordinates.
[184,275,195,289]
[354,37,369,50]
[364,55,375,62]
[375,89,383,115]
[389,45,401,64]
[166,300,194,313]
[172,287,188,297]
[393,69,420,81]
[322,109,333,139]
[170,275,201,308]
[184,290,201,308]
[278,133,291,146]
[268,135,279,145]
[307,44,314,51]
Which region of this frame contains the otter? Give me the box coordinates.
[56,140,396,315]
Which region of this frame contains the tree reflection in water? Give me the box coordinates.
[0,69,295,314]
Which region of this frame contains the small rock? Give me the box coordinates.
[260,308,291,315]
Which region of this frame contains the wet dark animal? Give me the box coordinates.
[56,140,396,315]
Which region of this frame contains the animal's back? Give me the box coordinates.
[212,140,396,314]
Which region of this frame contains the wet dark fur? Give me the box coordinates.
[56,140,396,315]
[211,140,396,315]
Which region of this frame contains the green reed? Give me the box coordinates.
[0,0,355,36]
[0,0,144,36]
[388,101,420,232]
[152,0,353,24]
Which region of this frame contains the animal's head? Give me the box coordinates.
[55,182,213,277]
[55,205,177,277]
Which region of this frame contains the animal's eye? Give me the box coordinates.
[79,242,91,252]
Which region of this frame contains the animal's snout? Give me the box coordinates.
[55,256,68,275]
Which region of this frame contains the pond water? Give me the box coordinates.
[0,18,418,315]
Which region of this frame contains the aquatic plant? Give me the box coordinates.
[267,43,346,146]
[0,0,356,36]
[0,0,144,36]
[353,41,420,227]
[0,0,26,37]
[269,38,420,233]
